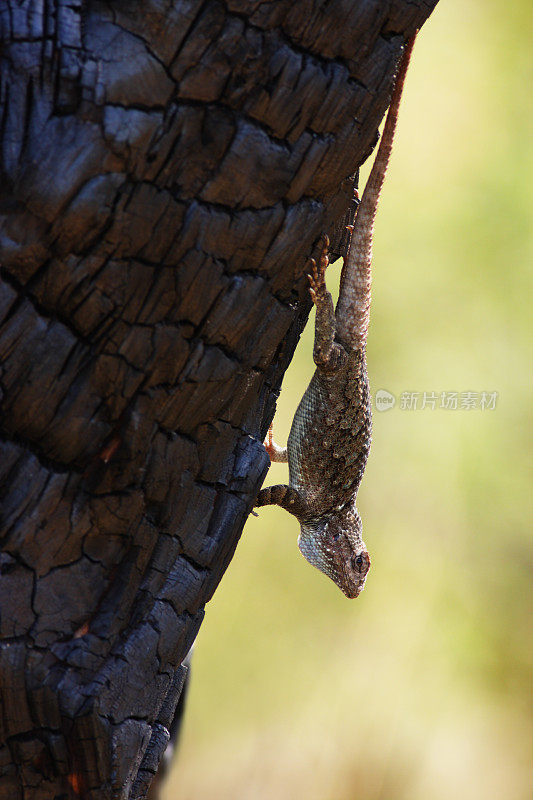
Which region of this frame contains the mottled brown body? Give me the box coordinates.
[256,239,373,598]
[288,348,371,519]
[256,34,416,597]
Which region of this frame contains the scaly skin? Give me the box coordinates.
[256,34,416,598]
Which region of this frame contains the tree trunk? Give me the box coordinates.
[0,1,438,797]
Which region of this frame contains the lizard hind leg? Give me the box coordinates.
[308,235,347,372]
[264,424,288,463]
[255,484,308,519]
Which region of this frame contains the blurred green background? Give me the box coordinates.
[165,1,533,798]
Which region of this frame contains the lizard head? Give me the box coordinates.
[298,506,371,598]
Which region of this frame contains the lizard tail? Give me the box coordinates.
[336,32,417,349]
[255,484,308,520]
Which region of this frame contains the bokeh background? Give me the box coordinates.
[164,1,533,797]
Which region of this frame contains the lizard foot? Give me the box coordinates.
[307,234,330,306]
[264,424,288,463]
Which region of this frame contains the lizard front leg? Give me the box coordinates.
[255,484,308,520]
[264,424,287,463]
[308,235,347,372]
[256,427,306,516]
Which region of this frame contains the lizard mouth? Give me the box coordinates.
[343,583,364,599]
[340,571,368,599]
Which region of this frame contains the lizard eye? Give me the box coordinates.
[353,553,368,573]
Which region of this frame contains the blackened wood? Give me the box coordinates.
[0,1,439,797]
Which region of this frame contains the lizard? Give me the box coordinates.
[255,33,416,598]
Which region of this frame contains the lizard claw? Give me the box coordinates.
[307,237,330,306]
[263,424,288,463]
[263,424,274,458]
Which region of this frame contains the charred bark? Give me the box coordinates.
[0,1,438,797]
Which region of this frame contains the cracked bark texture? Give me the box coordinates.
[0,1,438,797]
